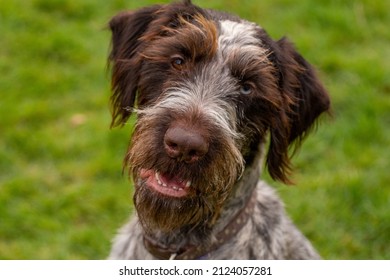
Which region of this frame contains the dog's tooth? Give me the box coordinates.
[172,186,179,191]
[155,172,162,185]
[185,181,191,188]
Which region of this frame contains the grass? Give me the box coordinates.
[0,0,389,259]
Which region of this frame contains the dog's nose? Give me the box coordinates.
[164,125,209,163]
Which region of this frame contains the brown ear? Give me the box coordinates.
[266,37,330,184]
[108,5,161,127]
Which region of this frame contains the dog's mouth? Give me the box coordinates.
[139,169,192,198]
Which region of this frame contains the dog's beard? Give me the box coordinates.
[130,149,243,234]
[133,179,216,233]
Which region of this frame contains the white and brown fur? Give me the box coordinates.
[108,0,330,259]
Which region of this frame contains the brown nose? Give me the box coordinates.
[164,125,209,163]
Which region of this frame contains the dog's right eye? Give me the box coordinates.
[171,56,185,69]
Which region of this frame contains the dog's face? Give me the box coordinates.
[108,1,329,234]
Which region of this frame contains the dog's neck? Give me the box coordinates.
[142,144,264,258]
[212,153,262,235]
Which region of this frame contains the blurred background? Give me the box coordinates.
[0,0,389,259]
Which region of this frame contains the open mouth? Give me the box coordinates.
[139,169,192,198]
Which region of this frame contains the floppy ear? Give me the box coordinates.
[266,37,330,184]
[108,5,161,128]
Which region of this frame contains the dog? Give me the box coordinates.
[107,0,330,259]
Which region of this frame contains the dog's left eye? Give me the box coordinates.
[171,56,185,69]
[240,83,252,95]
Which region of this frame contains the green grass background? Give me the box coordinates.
[1,0,389,259]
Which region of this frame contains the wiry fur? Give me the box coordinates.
[108,0,330,259]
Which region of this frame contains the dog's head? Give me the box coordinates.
[108,0,330,233]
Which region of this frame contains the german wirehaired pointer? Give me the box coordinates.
[108,0,330,259]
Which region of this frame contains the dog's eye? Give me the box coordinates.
[171,56,185,69]
[240,83,252,95]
